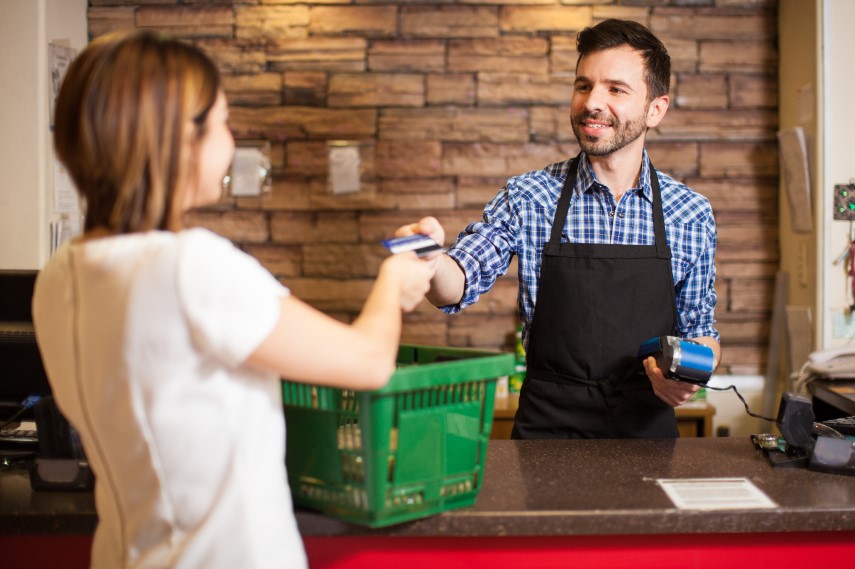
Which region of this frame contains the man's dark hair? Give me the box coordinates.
[576,19,671,101]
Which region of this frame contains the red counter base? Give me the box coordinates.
[4,532,855,568]
[304,533,855,569]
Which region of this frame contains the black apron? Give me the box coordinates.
[511,156,680,439]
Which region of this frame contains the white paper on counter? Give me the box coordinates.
[656,477,777,510]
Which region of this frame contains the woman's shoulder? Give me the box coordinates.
[176,228,280,289]
[177,227,234,249]
[175,228,259,267]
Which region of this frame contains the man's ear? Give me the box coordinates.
[646,94,670,128]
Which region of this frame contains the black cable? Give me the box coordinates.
[0,395,42,432]
[0,406,27,432]
[704,384,777,422]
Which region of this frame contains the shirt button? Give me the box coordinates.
[609,209,615,218]
[618,212,624,219]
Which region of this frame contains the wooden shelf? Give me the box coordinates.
[491,395,715,439]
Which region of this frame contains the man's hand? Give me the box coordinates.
[393,217,465,306]
[394,216,445,249]
[643,355,701,407]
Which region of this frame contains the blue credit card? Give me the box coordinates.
[382,234,444,257]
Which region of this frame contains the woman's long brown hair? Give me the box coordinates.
[53,30,220,234]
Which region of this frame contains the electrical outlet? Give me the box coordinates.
[229,146,271,197]
[328,142,361,195]
[832,310,855,339]
[833,184,855,220]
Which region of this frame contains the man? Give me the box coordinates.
[397,18,720,439]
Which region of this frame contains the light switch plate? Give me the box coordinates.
[328,143,361,195]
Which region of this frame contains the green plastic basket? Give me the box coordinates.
[282,344,515,528]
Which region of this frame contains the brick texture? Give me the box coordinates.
[87,1,780,374]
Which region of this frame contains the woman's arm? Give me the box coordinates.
[246,253,434,391]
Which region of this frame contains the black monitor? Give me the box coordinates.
[0,270,52,421]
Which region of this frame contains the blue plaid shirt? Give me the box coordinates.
[444,151,719,348]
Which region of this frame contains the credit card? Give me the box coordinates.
[381,234,444,257]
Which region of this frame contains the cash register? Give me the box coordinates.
[0,270,49,448]
[755,392,855,476]
[0,270,92,489]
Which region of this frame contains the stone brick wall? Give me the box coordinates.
[87,0,779,375]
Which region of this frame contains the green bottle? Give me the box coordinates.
[509,324,526,393]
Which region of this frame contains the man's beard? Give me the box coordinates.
[571,110,648,157]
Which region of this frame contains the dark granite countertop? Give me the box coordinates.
[4,438,855,537]
[297,438,855,536]
[0,462,96,534]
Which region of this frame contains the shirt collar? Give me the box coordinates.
[573,150,654,204]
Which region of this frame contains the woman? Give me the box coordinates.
[33,30,434,568]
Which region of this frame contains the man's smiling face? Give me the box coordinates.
[570,45,663,158]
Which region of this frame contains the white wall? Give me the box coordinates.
[0,0,86,270]
[822,0,855,349]
[706,375,766,438]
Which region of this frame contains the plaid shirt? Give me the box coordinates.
[444,151,719,348]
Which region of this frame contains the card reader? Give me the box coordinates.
[637,336,715,385]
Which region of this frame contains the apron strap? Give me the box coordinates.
[546,154,671,260]
[649,164,670,260]
[545,157,578,253]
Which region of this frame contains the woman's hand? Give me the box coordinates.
[378,252,436,312]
